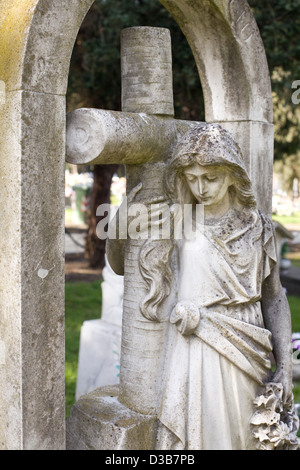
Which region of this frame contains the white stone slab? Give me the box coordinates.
[75,319,121,400]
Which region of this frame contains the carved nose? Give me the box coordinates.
[198,179,207,195]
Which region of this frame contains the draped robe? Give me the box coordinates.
[157,208,277,450]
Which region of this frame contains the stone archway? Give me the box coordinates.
[0,0,95,451]
[0,0,273,450]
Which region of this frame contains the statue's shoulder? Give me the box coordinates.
[257,210,275,234]
[239,207,272,232]
[242,208,275,248]
[255,210,278,272]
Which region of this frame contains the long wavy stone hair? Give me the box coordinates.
[139,123,256,322]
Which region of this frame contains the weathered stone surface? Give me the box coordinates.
[67,17,298,449]
[0,0,94,451]
[121,27,174,116]
[0,89,66,450]
[21,90,66,450]
[219,121,274,216]
[160,0,273,123]
[0,90,23,450]
[68,12,274,422]
[66,109,200,165]
[66,386,158,450]
[0,0,94,95]
[118,163,175,415]
[160,0,274,216]
[67,116,273,216]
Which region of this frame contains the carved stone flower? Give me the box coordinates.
[269,422,294,449]
[250,382,300,450]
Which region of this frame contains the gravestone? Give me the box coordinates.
[75,256,123,400]
[65,22,292,450]
[0,0,277,450]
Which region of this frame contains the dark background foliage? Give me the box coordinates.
[67,0,300,266]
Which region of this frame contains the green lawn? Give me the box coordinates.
[65,280,102,417]
[65,285,300,417]
[291,259,300,268]
[289,296,300,333]
[272,212,300,226]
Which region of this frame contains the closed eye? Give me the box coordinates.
[205,175,218,181]
[186,175,197,182]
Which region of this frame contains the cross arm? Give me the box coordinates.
[66,107,203,166]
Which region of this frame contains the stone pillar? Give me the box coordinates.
[0,0,95,450]
[66,27,178,449]
[121,27,174,116]
[0,61,66,454]
[119,27,174,415]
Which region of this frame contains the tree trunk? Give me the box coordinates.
[85,164,118,269]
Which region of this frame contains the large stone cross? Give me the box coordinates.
[66,27,203,418]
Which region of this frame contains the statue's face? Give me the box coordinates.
[183,164,232,207]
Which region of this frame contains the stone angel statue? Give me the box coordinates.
[107,123,299,450]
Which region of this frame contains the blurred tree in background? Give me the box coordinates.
[249,0,300,196]
[67,0,204,118]
[251,0,300,198]
[67,0,300,267]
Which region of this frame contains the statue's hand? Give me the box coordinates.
[127,182,143,205]
[270,367,293,404]
[126,182,170,239]
[170,301,200,336]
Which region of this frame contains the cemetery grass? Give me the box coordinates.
[272,213,300,226]
[65,287,300,418]
[65,280,102,417]
[288,296,300,407]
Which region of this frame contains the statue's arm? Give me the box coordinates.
[106,208,125,276]
[106,182,166,276]
[106,182,144,276]
[106,237,125,276]
[261,264,293,401]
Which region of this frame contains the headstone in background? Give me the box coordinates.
[76,257,124,400]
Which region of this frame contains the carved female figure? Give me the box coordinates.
[107,123,298,450]
[155,124,298,450]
